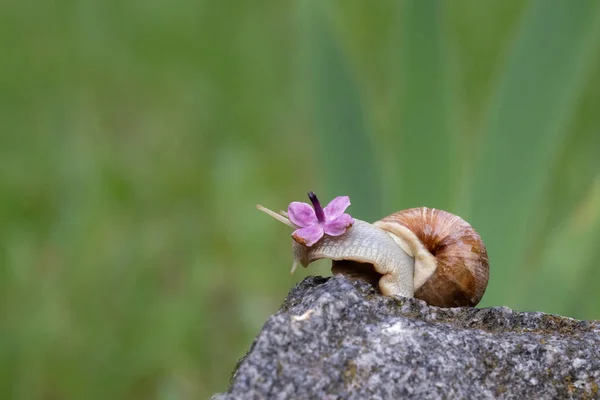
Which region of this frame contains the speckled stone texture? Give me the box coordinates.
[214,275,600,400]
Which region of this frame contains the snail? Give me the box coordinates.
[257,192,489,308]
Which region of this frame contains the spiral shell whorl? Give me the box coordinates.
[376,207,489,307]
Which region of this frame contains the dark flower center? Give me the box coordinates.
[308,191,325,223]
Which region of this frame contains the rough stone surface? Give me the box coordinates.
[215,275,600,400]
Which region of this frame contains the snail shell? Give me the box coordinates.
[374,207,489,308]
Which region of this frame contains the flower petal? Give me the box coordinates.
[292,224,325,247]
[287,202,318,227]
[323,196,351,220]
[323,214,354,236]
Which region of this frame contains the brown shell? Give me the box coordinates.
[378,207,489,307]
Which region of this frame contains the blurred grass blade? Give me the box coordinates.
[523,47,600,270]
[518,178,600,318]
[388,0,459,211]
[522,112,600,277]
[304,3,381,221]
[571,206,600,319]
[469,0,600,306]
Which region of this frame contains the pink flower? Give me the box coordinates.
[287,192,354,247]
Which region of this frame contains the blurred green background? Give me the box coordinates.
[2,0,600,398]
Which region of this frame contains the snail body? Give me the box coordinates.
[258,197,490,308]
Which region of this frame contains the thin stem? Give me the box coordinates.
[256,204,297,229]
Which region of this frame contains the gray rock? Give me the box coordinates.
[215,275,600,399]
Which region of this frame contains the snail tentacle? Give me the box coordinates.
[257,204,297,229]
